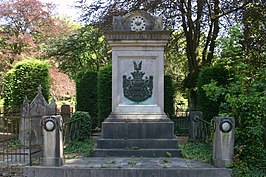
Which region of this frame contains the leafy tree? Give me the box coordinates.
[0,0,75,96]
[48,25,111,78]
[77,0,251,108]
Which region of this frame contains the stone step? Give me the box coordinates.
[97,139,179,149]
[24,157,233,177]
[101,121,175,139]
[93,148,182,157]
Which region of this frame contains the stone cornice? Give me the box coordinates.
[104,31,172,41]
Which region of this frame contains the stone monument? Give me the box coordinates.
[19,85,57,146]
[93,11,180,157]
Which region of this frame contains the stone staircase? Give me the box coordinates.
[93,118,182,158]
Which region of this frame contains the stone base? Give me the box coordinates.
[24,157,233,177]
[93,148,181,157]
[41,157,63,167]
[93,114,180,157]
[212,158,232,168]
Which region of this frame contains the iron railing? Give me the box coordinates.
[0,112,41,166]
[171,111,212,142]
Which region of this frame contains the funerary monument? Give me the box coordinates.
[93,11,181,157]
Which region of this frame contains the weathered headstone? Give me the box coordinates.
[19,85,57,146]
[94,11,180,157]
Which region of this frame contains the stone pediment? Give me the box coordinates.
[113,11,163,31]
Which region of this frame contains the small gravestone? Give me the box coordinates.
[94,11,180,157]
[19,86,57,146]
[61,104,71,123]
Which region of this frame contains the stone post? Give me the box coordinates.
[41,115,63,166]
[213,116,235,167]
[189,111,203,140]
[61,104,71,123]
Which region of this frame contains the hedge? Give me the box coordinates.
[97,64,112,126]
[2,59,50,111]
[75,70,98,128]
[164,75,175,118]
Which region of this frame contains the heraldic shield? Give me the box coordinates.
[123,61,153,102]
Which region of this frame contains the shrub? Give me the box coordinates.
[2,70,15,111]
[164,75,175,117]
[97,64,112,126]
[75,70,98,128]
[67,111,91,141]
[2,59,50,111]
[196,64,229,122]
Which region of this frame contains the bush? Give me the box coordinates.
[68,111,91,141]
[164,75,175,117]
[2,59,50,111]
[75,70,98,128]
[196,64,229,122]
[97,64,112,126]
[2,70,15,111]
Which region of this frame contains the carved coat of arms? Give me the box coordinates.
[123,61,153,102]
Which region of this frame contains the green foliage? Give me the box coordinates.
[49,25,111,78]
[2,70,15,111]
[97,64,112,126]
[180,141,212,163]
[196,64,229,122]
[64,139,93,158]
[75,70,98,128]
[204,25,266,175]
[2,59,50,111]
[6,139,22,151]
[164,75,175,117]
[68,111,92,141]
[222,69,266,172]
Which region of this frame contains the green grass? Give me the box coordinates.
[64,139,94,158]
[180,141,266,177]
[179,141,212,163]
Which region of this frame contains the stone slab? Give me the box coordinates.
[96,139,179,149]
[24,157,233,177]
[93,148,182,157]
[101,121,175,139]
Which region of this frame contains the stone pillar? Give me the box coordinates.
[213,116,235,167]
[41,115,63,166]
[189,111,203,140]
[93,11,180,157]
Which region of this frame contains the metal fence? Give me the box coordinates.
[172,112,190,136]
[171,111,212,142]
[0,112,42,166]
